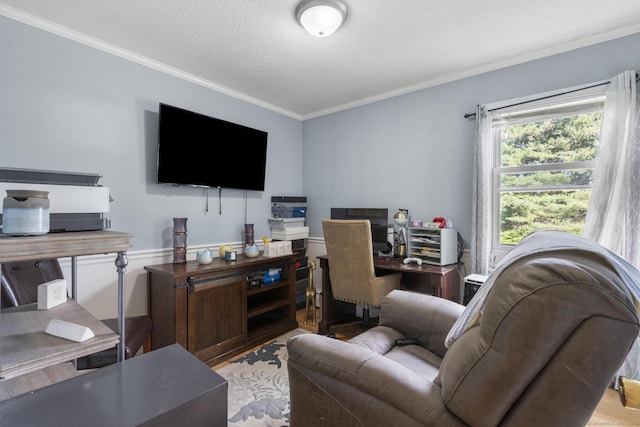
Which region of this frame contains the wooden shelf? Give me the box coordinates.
[247,296,289,318]
[0,300,119,381]
[247,280,287,295]
[0,362,82,401]
[0,229,132,398]
[247,317,296,340]
[0,230,132,262]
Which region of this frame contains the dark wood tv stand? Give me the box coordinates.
[145,253,298,366]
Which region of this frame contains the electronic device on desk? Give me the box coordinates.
[246,272,264,290]
[403,257,422,266]
[330,208,392,257]
[246,268,283,289]
[263,268,282,284]
[0,167,111,232]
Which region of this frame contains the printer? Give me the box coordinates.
[0,168,111,232]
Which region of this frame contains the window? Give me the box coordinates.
[483,84,607,264]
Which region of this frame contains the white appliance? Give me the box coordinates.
[0,168,110,232]
[463,274,488,305]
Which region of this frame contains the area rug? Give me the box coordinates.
[215,328,311,427]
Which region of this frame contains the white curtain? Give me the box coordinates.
[584,70,640,268]
[584,70,640,384]
[471,105,492,275]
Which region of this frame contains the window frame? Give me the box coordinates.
[484,83,608,266]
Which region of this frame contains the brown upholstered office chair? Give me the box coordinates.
[322,219,402,332]
[1,258,152,369]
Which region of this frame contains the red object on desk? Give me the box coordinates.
[432,217,447,228]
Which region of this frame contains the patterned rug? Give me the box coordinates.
[215,328,311,427]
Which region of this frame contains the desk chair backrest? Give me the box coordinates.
[322,219,401,308]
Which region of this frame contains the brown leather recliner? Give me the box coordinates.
[1,258,152,368]
[287,233,640,426]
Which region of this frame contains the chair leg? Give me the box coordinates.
[143,334,151,354]
[328,307,374,338]
[362,307,370,330]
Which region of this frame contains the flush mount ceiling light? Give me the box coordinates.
[295,0,348,37]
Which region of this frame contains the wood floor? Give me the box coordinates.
[215,308,639,425]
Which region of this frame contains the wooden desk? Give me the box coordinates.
[318,255,460,334]
[372,257,460,300]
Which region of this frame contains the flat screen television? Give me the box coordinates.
[157,103,268,191]
[330,208,392,254]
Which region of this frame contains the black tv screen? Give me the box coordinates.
[157,103,268,191]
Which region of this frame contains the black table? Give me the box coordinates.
[0,344,228,426]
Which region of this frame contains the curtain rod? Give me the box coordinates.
[463,81,609,120]
[464,72,640,120]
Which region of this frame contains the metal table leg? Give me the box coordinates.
[71,256,78,300]
[115,251,128,362]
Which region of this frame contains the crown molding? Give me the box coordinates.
[1,5,303,121]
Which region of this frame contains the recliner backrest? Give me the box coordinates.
[438,251,639,427]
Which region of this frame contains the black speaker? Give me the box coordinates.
[463,274,488,305]
[463,283,481,305]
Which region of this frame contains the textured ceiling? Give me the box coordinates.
[2,0,640,119]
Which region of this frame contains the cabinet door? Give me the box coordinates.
[187,274,246,363]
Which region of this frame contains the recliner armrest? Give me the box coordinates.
[379,289,464,358]
[287,333,452,426]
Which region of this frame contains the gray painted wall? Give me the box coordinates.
[302,33,640,245]
[1,16,303,251]
[2,15,640,252]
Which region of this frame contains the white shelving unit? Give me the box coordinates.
[408,227,458,266]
